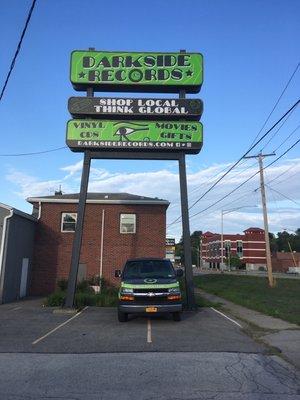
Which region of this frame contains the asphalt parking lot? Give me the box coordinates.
[0,297,266,354]
[2,298,300,400]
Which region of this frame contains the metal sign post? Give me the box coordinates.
[177,49,196,309]
[65,47,95,308]
[179,153,196,309]
[65,151,91,308]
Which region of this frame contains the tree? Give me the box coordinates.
[268,229,300,253]
[269,232,278,253]
[175,231,202,266]
[226,254,243,270]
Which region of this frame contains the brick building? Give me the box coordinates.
[201,227,266,270]
[271,252,300,273]
[27,192,169,295]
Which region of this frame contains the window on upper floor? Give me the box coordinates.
[224,241,231,257]
[120,213,136,234]
[237,241,243,257]
[61,212,77,232]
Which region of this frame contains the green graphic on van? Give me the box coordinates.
[66,119,203,154]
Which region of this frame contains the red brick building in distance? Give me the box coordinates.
[271,252,300,273]
[201,227,266,270]
[27,192,169,295]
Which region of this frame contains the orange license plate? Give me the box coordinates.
[146,307,158,313]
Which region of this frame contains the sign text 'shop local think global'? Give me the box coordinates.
[66,120,203,154]
[70,51,203,92]
[68,97,203,120]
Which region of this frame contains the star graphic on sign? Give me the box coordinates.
[78,72,86,79]
[186,70,193,77]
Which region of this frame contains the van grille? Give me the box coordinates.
[133,288,169,294]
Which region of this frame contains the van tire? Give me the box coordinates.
[172,312,181,321]
[118,311,128,322]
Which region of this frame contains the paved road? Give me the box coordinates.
[1,353,299,399]
[0,299,299,399]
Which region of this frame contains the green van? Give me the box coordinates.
[115,258,183,322]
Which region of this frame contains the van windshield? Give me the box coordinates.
[123,260,175,280]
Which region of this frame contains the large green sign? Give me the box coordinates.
[70,51,203,93]
[66,120,203,154]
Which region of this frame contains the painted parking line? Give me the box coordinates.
[147,318,152,343]
[11,306,22,311]
[210,307,243,328]
[32,306,88,345]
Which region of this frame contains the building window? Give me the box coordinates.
[120,213,136,234]
[61,213,77,232]
[237,241,243,257]
[224,241,231,258]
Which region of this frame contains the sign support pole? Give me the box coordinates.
[65,151,91,307]
[178,49,196,310]
[65,47,95,308]
[178,153,196,310]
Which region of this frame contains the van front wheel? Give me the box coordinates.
[118,311,128,322]
[172,312,181,322]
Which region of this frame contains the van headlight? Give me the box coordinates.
[121,288,133,294]
[168,287,180,294]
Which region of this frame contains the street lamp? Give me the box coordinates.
[220,205,257,270]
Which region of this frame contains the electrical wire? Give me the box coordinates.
[263,161,299,186]
[167,100,300,226]
[180,65,300,222]
[0,146,67,157]
[248,62,300,148]
[266,185,300,207]
[274,124,300,152]
[187,100,299,211]
[168,137,300,227]
[260,108,298,151]
[0,0,37,102]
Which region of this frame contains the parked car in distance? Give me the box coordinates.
[115,258,183,322]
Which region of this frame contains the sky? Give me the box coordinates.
[0,0,299,241]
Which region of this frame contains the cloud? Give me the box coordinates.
[60,160,82,179]
[6,170,64,198]
[5,157,300,241]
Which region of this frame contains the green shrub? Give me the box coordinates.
[57,279,68,291]
[44,291,65,307]
[45,279,119,309]
[88,275,101,286]
[76,280,94,293]
[74,292,97,308]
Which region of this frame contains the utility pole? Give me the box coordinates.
[287,241,297,269]
[244,152,275,287]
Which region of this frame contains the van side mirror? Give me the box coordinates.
[115,269,121,278]
[176,268,183,277]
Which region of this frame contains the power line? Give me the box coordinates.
[266,185,300,207]
[168,99,300,226]
[260,108,298,151]
[0,0,37,102]
[0,146,67,157]
[270,169,299,187]
[274,124,300,152]
[186,64,300,216]
[187,100,299,210]
[266,162,299,185]
[248,61,300,148]
[168,137,300,227]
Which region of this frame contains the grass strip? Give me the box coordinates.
[194,274,300,326]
